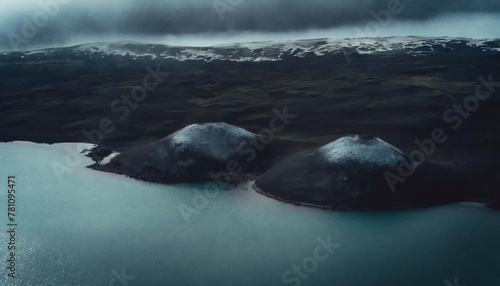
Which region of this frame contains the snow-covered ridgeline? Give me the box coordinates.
[12,36,500,62]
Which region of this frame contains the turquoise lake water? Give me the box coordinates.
[1,142,499,285]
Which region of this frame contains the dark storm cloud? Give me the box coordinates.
[1,0,500,51]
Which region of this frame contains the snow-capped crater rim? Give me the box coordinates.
[319,135,415,168]
[169,123,256,144]
[166,123,258,161]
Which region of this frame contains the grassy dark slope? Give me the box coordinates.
[1,47,499,181]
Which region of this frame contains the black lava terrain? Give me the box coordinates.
[1,37,499,208]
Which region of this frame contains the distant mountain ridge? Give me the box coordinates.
[3,36,500,62]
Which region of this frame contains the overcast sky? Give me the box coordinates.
[1,0,500,51]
